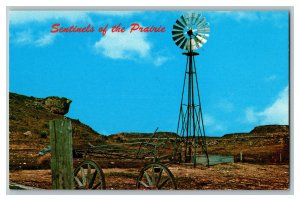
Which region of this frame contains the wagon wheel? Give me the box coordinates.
[136,163,177,190]
[74,159,106,190]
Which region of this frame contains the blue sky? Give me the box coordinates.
[9,10,289,136]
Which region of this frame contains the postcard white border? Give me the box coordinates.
[1,0,299,200]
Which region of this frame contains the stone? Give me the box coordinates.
[23,131,32,136]
[44,96,72,115]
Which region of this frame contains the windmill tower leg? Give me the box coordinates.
[176,51,209,167]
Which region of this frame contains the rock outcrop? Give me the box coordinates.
[43,96,72,115]
[249,125,289,136]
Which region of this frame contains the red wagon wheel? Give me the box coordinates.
[74,159,106,190]
[136,163,177,190]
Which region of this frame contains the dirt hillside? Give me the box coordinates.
[9,92,289,171]
[9,92,107,170]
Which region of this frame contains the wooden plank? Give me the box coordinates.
[50,119,74,189]
[9,182,41,190]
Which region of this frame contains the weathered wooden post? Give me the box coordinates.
[240,151,243,162]
[279,152,282,163]
[49,118,74,189]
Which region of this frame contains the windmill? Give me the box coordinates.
[172,13,210,167]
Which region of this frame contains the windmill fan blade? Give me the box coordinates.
[194,37,203,48]
[172,30,183,36]
[180,15,187,26]
[175,36,186,47]
[198,28,210,32]
[198,33,210,38]
[191,38,196,46]
[186,39,197,51]
[191,13,195,24]
[194,36,200,44]
[179,38,188,49]
[172,13,209,50]
[197,42,203,48]
[194,14,201,25]
[197,22,209,29]
[185,39,190,50]
[172,34,184,42]
[196,35,207,43]
[184,42,189,50]
[185,15,190,25]
[175,20,185,29]
[196,17,206,26]
[173,24,184,31]
[195,40,203,48]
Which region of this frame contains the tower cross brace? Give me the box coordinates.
[176,39,209,167]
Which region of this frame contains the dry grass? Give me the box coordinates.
[36,154,51,165]
[9,163,289,190]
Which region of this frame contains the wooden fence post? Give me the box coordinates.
[279,152,282,163]
[240,151,243,162]
[50,118,74,189]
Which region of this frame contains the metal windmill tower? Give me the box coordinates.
[172,13,210,167]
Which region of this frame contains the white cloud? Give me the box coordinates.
[204,114,227,133]
[13,30,33,44]
[214,11,259,22]
[245,86,289,125]
[9,11,140,25]
[94,30,171,66]
[206,11,287,26]
[204,114,215,126]
[259,86,289,124]
[94,28,151,60]
[9,11,91,25]
[216,99,234,113]
[153,56,169,67]
[9,11,169,65]
[11,30,57,47]
[35,33,56,47]
[205,11,258,23]
[245,107,257,123]
[265,75,277,82]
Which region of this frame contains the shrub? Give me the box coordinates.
[42,122,49,128]
[40,130,48,138]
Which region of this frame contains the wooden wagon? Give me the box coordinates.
[73,128,181,190]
